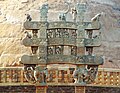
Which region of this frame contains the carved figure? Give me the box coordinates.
[87,31,93,39]
[72,8,77,22]
[48,46,53,55]
[24,31,32,38]
[58,2,70,21]
[34,66,48,84]
[49,71,54,82]
[71,46,76,55]
[47,30,53,38]
[25,14,32,21]
[55,46,62,54]
[73,67,89,84]
[63,29,69,37]
[86,65,98,83]
[76,56,84,62]
[31,46,38,54]
[86,47,93,55]
[59,13,66,21]
[71,30,77,38]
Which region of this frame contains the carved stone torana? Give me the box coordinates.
[21,2,104,87]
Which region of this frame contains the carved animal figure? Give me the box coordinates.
[24,31,32,38]
[59,1,70,21]
[25,14,32,21]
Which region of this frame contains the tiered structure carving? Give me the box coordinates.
[20,1,104,87]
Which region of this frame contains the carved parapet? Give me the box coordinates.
[47,55,76,64]
[84,37,101,47]
[76,55,104,65]
[21,55,46,65]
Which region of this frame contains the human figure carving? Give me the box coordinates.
[24,65,36,83]
[72,8,77,22]
[86,65,98,83]
[34,66,48,84]
[47,30,53,38]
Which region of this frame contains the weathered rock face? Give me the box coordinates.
[0,0,119,67]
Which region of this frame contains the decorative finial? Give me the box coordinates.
[40,3,49,21]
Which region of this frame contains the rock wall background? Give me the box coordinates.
[0,0,119,67]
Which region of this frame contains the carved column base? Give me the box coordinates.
[36,86,47,93]
[75,86,86,93]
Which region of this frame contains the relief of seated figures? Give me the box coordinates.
[47,30,53,38]
[63,29,69,38]
[55,29,62,38]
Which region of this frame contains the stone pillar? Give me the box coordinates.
[36,86,47,93]
[75,86,86,93]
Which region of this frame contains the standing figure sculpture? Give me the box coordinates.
[72,8,77,22]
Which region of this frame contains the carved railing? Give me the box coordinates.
[0,67,30,86]
[0,67,119,87]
